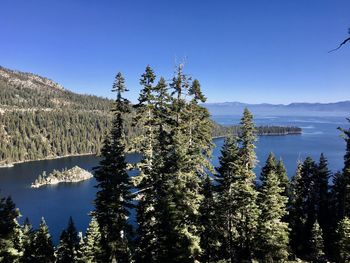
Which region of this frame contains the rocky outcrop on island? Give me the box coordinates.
[31,166,93,188]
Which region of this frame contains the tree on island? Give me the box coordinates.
[93,72,133,262]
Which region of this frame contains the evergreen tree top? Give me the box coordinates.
[317,153,331,179]
[260,152,276,182]
[337,216,350,263]
[66,216,78,240]
[310,220,325,260]
[239,108,257,171]
[137,65,156,104]
[38,217,52,238]
[189,79,206,103]
[276,158,287,174]
[170,64,191,97]
[111,72,130,115]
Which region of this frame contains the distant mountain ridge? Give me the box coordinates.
[203,101,350,116]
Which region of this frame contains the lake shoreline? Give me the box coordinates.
[0,132,302,169]
[0,153,96,169]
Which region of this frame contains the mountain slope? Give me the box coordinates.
[0,66,115,166]
[0,66,111,111]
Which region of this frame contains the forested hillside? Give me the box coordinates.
[0,66,301,166]
[0,66,129,166]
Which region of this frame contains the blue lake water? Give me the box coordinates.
[0,115,349,242]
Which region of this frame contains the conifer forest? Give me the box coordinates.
[1,66,350,263]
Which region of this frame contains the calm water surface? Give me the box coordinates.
[0,115,349,242]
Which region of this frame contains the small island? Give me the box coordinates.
[31,166,93,188]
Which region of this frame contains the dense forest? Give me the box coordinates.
[1,66,350,263]
[0,66,300,166]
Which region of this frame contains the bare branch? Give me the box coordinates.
[328,36,350,53]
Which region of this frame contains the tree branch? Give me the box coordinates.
[329,36,350,53]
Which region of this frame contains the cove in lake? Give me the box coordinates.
[0,115,349,243]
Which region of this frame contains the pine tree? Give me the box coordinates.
[57,217,80,263]
[133,66,159,263]
[215,136,241,261]
[154,65,213,262]
[335,120,350,219]
[186,78,213,173]
[21,218,35,263]
[315,154,331,221]
[276,158,290,197]
[260,153,276,183]
[76,232,84,262]
[93,72,133,262]
[234,108,260,262]
[309,220,325,262]
[331,172,347,225]
[315,153,331,256]
[239,108,257,172]
[31,217,55,263]
[78,217,101,263]
[336,217,350,263]
[301,157,318,257]
[0,194,22,263]
[150,77,175,262]
[257,154,289,262]
[289,157,320,259]
[199,175,220,263]
[289,162,305,258]
[216,109,260,262]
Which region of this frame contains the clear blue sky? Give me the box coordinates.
[1,0,349,104]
